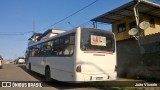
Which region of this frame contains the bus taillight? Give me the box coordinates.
[76,65,81,72]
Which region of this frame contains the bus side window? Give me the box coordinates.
[37,44,42,56]
[29,48,32,56]
[54,38,59,56]
[44,41,52,56]
[66,45,74,55]
[63,35,69,55]
[64,46,69,55]
[69,34,75,55]
[63,34,75,56]
[70,36,75,44]
[31,48,36,56]
[58,47,63,56]
[34,45,39,56]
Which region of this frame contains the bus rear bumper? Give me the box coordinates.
[75,72,117,82]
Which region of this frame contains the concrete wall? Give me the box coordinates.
[116,39,141,77]
[117,38,160,80]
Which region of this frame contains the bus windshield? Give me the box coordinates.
[81,29,115,52]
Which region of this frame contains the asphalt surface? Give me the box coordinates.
[0,64,159,90]
[0,64,119,90]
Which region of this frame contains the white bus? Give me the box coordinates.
[26,27,117,82]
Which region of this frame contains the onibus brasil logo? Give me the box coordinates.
[1,82,43,87]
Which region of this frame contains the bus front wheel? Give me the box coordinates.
[45,67,51,81]
[29,63,32,72]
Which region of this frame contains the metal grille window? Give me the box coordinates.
[118,23,126,33]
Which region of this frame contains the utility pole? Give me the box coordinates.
[134,0,140,38]
[33,21,36,42]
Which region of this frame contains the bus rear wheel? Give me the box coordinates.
[45,67,51,81]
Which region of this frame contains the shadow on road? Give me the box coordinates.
[17,64,160,89]
[17,64,117,90]
[18,64,45,81]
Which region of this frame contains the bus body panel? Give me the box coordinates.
[78,53,116,74]
[26,27,117,82]
[75,27,117,81]
[27,57,45,75]
[75,52,117,81]
[26,55,76,82]
[46,56,75,81]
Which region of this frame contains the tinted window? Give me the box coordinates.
[118,23,126,33]
[29,33,75,57]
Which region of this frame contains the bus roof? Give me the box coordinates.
[28,27,114,47]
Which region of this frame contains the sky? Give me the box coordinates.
[0,0,158,60]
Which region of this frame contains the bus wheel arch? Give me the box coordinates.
[45,65,51,81]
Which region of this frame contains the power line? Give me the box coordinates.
[0,31,32,34]
[150,0,160,3]
[0,31,33,36]
[0,0,99,36]
[153,0,160,3]
[38,0,99,32]
[0,32,27,35]
[1,0,100,36]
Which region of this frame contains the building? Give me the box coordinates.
[28,29,66,46]
[91,0,160,79]
[37,29,66,41]
[28,33,42,45]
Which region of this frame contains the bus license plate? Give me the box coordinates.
[96,77,103,80]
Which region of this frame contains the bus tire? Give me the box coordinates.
[29,63,32,72]
[0,66,3,69]
[45,67,51,82]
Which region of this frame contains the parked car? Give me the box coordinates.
[16,57,25,64]
[0,55,3,69]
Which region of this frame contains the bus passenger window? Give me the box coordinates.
[31,49,36,56]
[70,36,75,44]
[64,46,69,55]
[69,45,74,55]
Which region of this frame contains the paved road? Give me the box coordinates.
[0,64,120,90]
[0,64,159,90]
[0,64,58,90]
